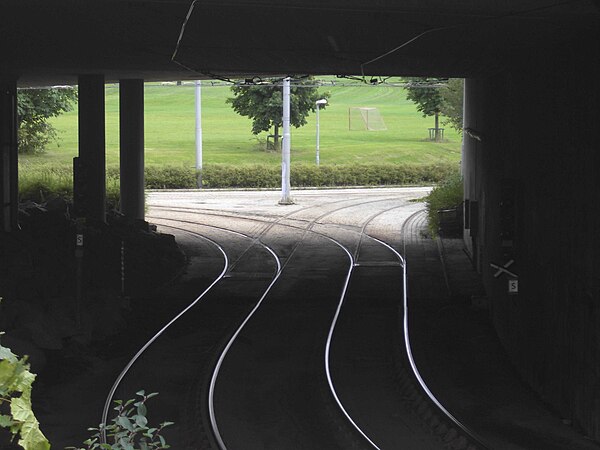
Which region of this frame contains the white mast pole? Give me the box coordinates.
[316,104,320,166]
[279,77,293,204]
[195,80,203,187]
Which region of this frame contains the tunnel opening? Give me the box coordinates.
[1,0,600,448]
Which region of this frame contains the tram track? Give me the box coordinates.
[102,191,487,449]
[148,198,407,449]
[149,201,448,449]
[146,203,394,449]
[99,221,281,448]
[147,201,411,448]
[151,199,415,448]
[100,227,229,442]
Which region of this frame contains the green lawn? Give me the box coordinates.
[20,80,462,169]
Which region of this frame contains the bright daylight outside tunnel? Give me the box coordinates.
[1,2,599,450]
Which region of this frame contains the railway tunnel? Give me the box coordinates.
[1,0,600,445]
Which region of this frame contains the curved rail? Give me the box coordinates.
[124,196,486,449]
[207,245,283,450]
[100,227,228,443]
[175,202,488,448]
[322,236,382,450]
[152,201,403,449]
[327,202,489,448]
[100,222,281,445]
[323,206,412,450]
[189,203,388,449]
[150,212,341,449]
[400,210,490,449]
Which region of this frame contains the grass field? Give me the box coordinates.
[19,80,462,170]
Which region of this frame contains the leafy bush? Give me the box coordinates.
[1,330,172,450]
[19,167,120,210]
[67,391,172,450]
[424,173,463,236]
[138,166,198,190]
[0,328,51,450]
[201,164,280,188]
[199,162,457,189]
[19,162,459,204]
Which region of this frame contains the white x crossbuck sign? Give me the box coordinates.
[490,259,518,278]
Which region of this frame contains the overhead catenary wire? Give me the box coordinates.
[113,78,449,89]
[172,0,585,83]
[40,2,582,90]
[20,78,452,91]
[169,0,451,86]
[171,0,198,63]
[359,0,586,75]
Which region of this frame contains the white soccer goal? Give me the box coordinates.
[348,107,387,131]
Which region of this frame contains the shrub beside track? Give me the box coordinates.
[19,163,458,204]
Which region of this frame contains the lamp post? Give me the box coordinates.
[315,98,327,166]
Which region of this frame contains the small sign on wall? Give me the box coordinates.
[508,279,519,294]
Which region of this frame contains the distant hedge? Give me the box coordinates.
[19,162,459,204]
[147,163,458,189]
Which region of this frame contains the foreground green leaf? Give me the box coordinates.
[1,336,51,450]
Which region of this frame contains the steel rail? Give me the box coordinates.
[161,202,488,449]
[329,202,489,448]
[99,221,281,445]
[99,197,413,447]
[149,211,326,450]
[399,210,491,449]
[151,201,404,449]
[184,209,387,449]
[100,227,228,444]
[144,216,291,450]
[149,195,396,273]
[146,216,284,450]
[321,237,383,450]
[148,215,278,275]
[149,195,404,239]
[206,244,282,450]
[323,206,412,450]
[169,210,351,449]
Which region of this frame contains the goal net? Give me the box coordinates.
[348,107,387,131]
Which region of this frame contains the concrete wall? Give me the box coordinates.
[463,38,600,439]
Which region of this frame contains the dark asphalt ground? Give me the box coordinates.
[402,210,600,450]
[29,189,600,450]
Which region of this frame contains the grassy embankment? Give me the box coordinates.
[19,80,462,197]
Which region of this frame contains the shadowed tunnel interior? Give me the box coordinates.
[1,0,600,447]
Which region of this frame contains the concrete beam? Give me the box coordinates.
[119,79,145,221]
[77,74,106,223]
[0,79,18,232]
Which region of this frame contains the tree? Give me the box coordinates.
[439,78,464,133]
[17,87,77,154]
[405,77,446,142]
[227,77,329,150]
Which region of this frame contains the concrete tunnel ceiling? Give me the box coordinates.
[1,0,599,86]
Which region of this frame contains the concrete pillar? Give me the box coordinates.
[0,79,18,232]
[77,74,106,223]
[119,79,145,221]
